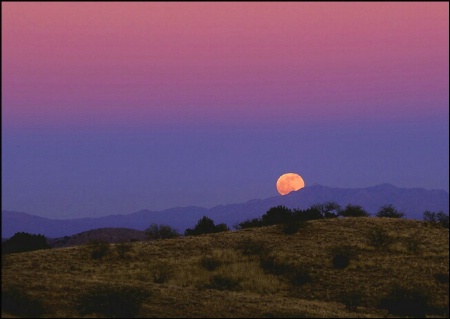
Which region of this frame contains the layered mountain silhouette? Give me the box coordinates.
[2,184,448,238]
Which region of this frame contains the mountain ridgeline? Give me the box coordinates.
[2,184,448,238]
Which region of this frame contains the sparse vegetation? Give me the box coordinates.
[2,216,448,318]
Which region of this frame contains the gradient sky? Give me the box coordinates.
[2,2,449,219]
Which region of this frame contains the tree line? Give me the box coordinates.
[3,203,448,254]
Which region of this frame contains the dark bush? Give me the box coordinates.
[116,242,133,258]
[434,273,449,284]
[366,227,393,250]
[238,238,270,256]
[339,204,369,217]
[404,237,421,254]
[378,285,431,317]
[2,232,50,255]
[259,254,291,276]
[282,220,306,235]
[87,240,110,259]
[340,290,364,311]
[152,262,173,283]
[185,216,229,236]
[293,207,323,221]
[236,218,263,229]
[288,267,312,286]
[145,223,179,240]
[376,205,405,218]
[2,286,45,317]
[200,255,222,271]
[78,284,150,318]
[332,254,350,269]
[206,274,241,291]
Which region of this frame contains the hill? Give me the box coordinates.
[2,217,448,318]
[47,228,147,248]
[2,184,448,238]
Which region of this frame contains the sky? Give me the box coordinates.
[2,2,449,219]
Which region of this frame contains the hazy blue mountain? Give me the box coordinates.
[2,184,448,238]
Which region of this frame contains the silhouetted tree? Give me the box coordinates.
[294,207,323,221]
[423,211,449,228]
[376,205,405,218]
[145,223,179,240]
[261,206,293,225]
[185,216,229,236]
[2,232,50,255]
[339,204,369,217]
[310,202,341,218]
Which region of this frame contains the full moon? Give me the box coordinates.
[276,173,305,195]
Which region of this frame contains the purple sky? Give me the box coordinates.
[2,3,449,219]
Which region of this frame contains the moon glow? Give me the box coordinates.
[276,173,305,195]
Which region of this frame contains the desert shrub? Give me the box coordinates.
[259,254,291,276]
[378,285,431,317]
[376,204,405,218]
[282,220,307,235]
[2,232,50,255]
[404,237,421,254]
[87,240,110,259]
[116,242,133,258]
[145,223,179,240]
[152,261,173,283]
[238,238,270,256]
[78,284,150,318]
[185,216,229,236]
[288,267,312,286]
[205,274,241,291]
[339,204,369,217]
[423,211,449,228]
[366,227,393,250]
[340,290,364,311]
[2,286,45,317]
[200,255,222,271]
[332,254,350,269]
[434,273,449,284]
[329,245,359,269]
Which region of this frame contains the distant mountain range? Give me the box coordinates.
[2,183,448,238]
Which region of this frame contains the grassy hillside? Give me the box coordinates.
[2,217,449,318]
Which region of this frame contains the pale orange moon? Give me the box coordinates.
[276,173,305,195]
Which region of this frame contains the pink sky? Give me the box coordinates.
[3,2,449,128]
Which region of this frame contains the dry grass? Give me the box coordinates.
[2,217,448,318]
